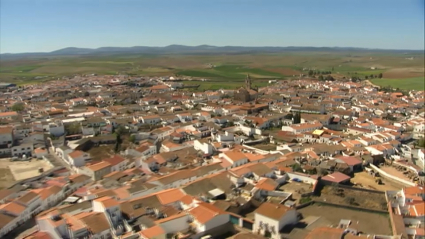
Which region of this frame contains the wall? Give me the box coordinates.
[0,132,13,145]
[253,213,280,239]
[194,140,213,155]
[0,215,19,238]
[157,214,190,233]
[279,209,298,230]
[286,172,317,185]
[369,164,415,187]
[203,214,230,231]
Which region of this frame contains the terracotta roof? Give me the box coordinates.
[255,178,278,191]
[0,126,13,134]
[0,112,18,117]
[103,155,126,166]
[139,225,165,238]
[77,212,110,234]
[86,161,111,171]
[254,202,291,220]
[0,213,16,229]
[335,156,362,166]
[224,151,247,162]
[0,201,26,215]
[321,172,351,183]
[16,191,39,204]
[155,188,186,205]
[189,202,225,224]
[94,196,120,208]
[68,150,86,159]
[23,231,53,239]
[404,186,424,196]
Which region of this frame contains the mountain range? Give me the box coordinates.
[1,45,423,59]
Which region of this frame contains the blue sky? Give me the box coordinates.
[0,0,424,53]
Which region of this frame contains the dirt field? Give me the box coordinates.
[351,172,403,191]
[280,181,313,202]
[0,167,15,189]
[318,186,387,211]
[383,67,424,78]
[0,158,54,183]
[380,166,412,182]
[298,204,392,235]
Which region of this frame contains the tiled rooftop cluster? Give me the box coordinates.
[0,75,424,238]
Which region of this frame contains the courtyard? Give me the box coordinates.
[0,158,54,184]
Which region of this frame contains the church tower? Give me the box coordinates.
[245,74,252,90]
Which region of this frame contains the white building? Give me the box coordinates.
[11,143,34,157]
[67,150,91,168]
[253,202,298,239]
[194,140,214,155]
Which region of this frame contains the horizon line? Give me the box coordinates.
[2,44,424,55]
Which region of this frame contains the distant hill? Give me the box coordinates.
[1,45,423,59]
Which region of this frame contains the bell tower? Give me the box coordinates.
[245,74,252,90]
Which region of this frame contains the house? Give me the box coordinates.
[67,150,91,168]
[11,142,33,157]
[220,150,249,168]
[141,115,162,125]
[139,225,166,239]
[69,98,88,106]
[194,139,214,155]
[14,191,42,215]
[188,202,230,234]
[334,156,363,172]
[32,186,65,210]
[281,121,323,134]
[0,126,13,155]
[0,111,19,120]
[79,161,112,181]
[321,172,351,185]
[103,155,128,172]
[253,202,298,239]
[0,202,30,238]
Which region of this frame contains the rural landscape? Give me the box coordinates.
[1,46,424,90]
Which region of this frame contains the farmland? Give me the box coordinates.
[0,52,423,90]
[371,77,425,90]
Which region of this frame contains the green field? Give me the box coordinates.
[182,79,271,91]
[0,52,424,90]
[371,77,425,90]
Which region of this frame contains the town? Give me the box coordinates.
[0,73,424,239]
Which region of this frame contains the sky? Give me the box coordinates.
[0,0,424,53]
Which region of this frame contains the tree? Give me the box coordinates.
[293,112,301,124]
[292,163,303,172]
[65,123,81,135]
[11,102,25,112]
[129,135,136,143]
[325,75,335,81]
[365,75,368,79]
[308,70,314,76]
[318,75,324,81]
[378,73,383,78]
[115,134,123,152]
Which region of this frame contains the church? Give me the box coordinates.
[233,74,258,102]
